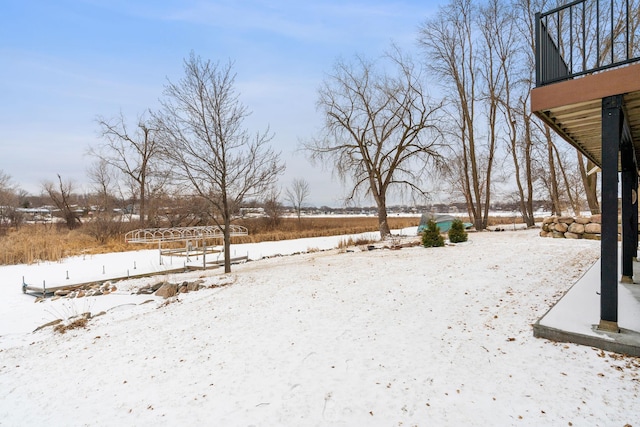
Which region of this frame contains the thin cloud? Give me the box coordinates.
[104,0,435,44]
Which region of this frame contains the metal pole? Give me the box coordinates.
[535,12,541,86]
[599,95,622,332]
[610,0,614,64]
[596,0,600,68]
[569,5,573,73]
[582,1,586,72]
[626,0,630,60]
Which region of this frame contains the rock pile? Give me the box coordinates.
[45,279,210,301]
[50,282,118,300]
[136,279,207,298]
[540,215,602,239]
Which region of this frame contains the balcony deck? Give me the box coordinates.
[531,0,640,353]
[531,62,640,168]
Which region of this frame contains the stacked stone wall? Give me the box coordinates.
[539,215,602,240]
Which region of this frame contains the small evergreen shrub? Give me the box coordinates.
[422,220,444,247]
[448,219,468,243]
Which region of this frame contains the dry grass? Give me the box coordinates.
[0,215,542,266]
[231,216,419,244]
[53,316,89,334]
[0,224,133,265]
[337,236,380,249]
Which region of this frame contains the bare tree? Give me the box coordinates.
[481,0,538,227]
[508,0,552,226]
[85,159,130,243]
[0,170,10,193]
[144,168,173,227]
[285,178,310,222]
[514,0,580,219]
[477,0,510,229]
[419,0,494,230]
[90,112,161,226]
[87,159,116,213]
[42,174,81,230]
[0,170,21,229]
[262,187,284,229]
[305,48,444,238]
[155,53,285,273]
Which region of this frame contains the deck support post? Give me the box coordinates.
[599,95,623,332]
[621,141,637,284]
[632,170,640,263]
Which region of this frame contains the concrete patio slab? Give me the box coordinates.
[534,256,640,356]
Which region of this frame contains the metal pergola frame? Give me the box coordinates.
[124,225,248,244]
[125,225,249,268]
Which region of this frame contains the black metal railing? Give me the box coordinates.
[536,0,640,86]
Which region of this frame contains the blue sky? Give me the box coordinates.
[1,0,441,207]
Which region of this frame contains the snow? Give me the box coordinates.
[1,228,639,426]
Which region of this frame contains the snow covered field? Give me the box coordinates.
[1,228,639,426]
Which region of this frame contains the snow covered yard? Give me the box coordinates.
[1,229,639,426]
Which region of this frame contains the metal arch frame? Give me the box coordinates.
[125,225,249,268]
[124,225,248,244]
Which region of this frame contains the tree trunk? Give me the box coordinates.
[578,152,600,214]
[223,217,231,274]
[554,145,580,216]
[139,179,146,227]
[376,192,391,239]
[222,191,232,274]
[545,127,561,215]
[523,114,535,226]
[509,121,528,225]
[482,99,497,230]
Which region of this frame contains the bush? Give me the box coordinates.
[83,214,125,244]
[448,219,468,243]
[422,220,444,247]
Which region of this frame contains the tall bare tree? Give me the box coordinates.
[481,0,538,227]
[42,174,81,230]
[305,48,444,238]
[509,0,553,225]
[90,112,160,226]
[285,178,310,222]
[155,53,284,273]
[419,0,491,230]
[477,0,509,229]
